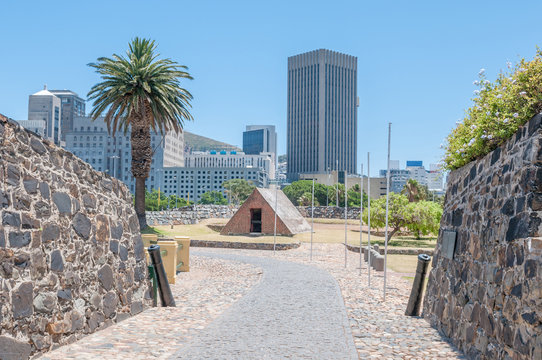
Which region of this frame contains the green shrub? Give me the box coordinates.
[444,48,542,170]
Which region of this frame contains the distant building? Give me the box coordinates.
[15,119,46,138]
[380,167,411,193]
[159,167,266,203]
[287,49,358,180]
[27,86,62,145]
[406,160,427,185]
[380,160,446,194]
[243,125,277,157]
[299,172,386,199]
[427,163,445,191]
[185,150,275,181]
[64,116,184,192]
[49,90,85,142]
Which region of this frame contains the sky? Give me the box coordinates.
[2,0,542,176]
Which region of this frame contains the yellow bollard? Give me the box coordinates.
[157,240,178,284]
[142,234,158,265]
[174,236,190,272]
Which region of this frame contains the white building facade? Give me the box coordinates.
[65,116,184,193]
[185,151,275,182]
[27,86,62,145]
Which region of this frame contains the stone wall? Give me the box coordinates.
[296,206,361,219]
[423,114,542,359]
[146,205,237,226]
[0,115,150,359]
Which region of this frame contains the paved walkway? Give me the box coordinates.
[173,250,358,359]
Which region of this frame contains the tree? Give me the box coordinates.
[401,179,428,202]
[222,179,255,205]
[145,189,189,210]
[199,191,228,205]
[88,37,193,229]
[297,192,320,206]
[363,193,443,241]
[363,193,410,241]
[406,201,443,239]
[346,184,368,208]
[283,180,329,206]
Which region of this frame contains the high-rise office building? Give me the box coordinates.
[287,49,358,181]
[27,86,62,145]
[49,90,86,141]
[243,125,277,157]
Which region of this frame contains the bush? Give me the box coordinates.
[444,48,542,170]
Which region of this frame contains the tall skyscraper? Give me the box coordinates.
[27,86,62,145]
[243,125,277,157]
[287,49,358,181]
[49,90,86,141]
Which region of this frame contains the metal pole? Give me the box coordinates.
[367,152,371,287]
[327,168,330,206]
[336,159,339,207]
[359,163,363,276]
[274,182,278,255]
[311,178,314,261]
[344,171,348,268]
[384,123,392,301]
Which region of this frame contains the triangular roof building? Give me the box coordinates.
[221,188,311,236]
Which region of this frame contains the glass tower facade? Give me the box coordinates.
[287,49,358,181]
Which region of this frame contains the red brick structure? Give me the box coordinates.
[221,188,310,236]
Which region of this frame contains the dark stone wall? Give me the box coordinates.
[423,114,542,359]
[0,115,151,358]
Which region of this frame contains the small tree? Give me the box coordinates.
[362,193,410,241]
[222,179,255,205]
[401,179,428,202]
[199,191,228,205]
[406,201,443,239]
[297,192,320,206]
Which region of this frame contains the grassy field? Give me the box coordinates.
[143,218,436,249]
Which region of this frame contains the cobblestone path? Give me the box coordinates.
[173,250,359,360]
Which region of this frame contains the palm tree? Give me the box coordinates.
[87,38,193,229]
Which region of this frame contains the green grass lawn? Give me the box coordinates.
[143,218,437,249]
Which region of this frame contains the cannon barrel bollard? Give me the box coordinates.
[405,254,431,316]
[147,245,176,307]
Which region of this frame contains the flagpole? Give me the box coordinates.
[311,178,314,261]
[273,181,278,255]
[384,123,392,300]
[344,170,348,268]
[367,152,371,287]
[359,163,363,276]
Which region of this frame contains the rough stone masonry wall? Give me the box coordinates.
[0,116,150,359]
[297,206,361,219]
[423,114,542,359]
[146,205,237,226]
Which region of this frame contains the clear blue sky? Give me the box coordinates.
[2,0,542,175]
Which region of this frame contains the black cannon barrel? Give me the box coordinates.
[147,245,176,307]
[405,254,431,316]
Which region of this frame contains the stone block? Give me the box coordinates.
[98,264,114,291]
[12,281,33,319]
[0,335,32,360]
[72,212,91,239]
[34,292,57,313]
[50,250,64,272]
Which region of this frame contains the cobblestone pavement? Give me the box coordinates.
[41,243,466,360]
[197,243,466,360]
[173,250,359,359]
[40,256,262,360]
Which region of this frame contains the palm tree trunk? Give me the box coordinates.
[130,109,152,230]
[135,177,147,229]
